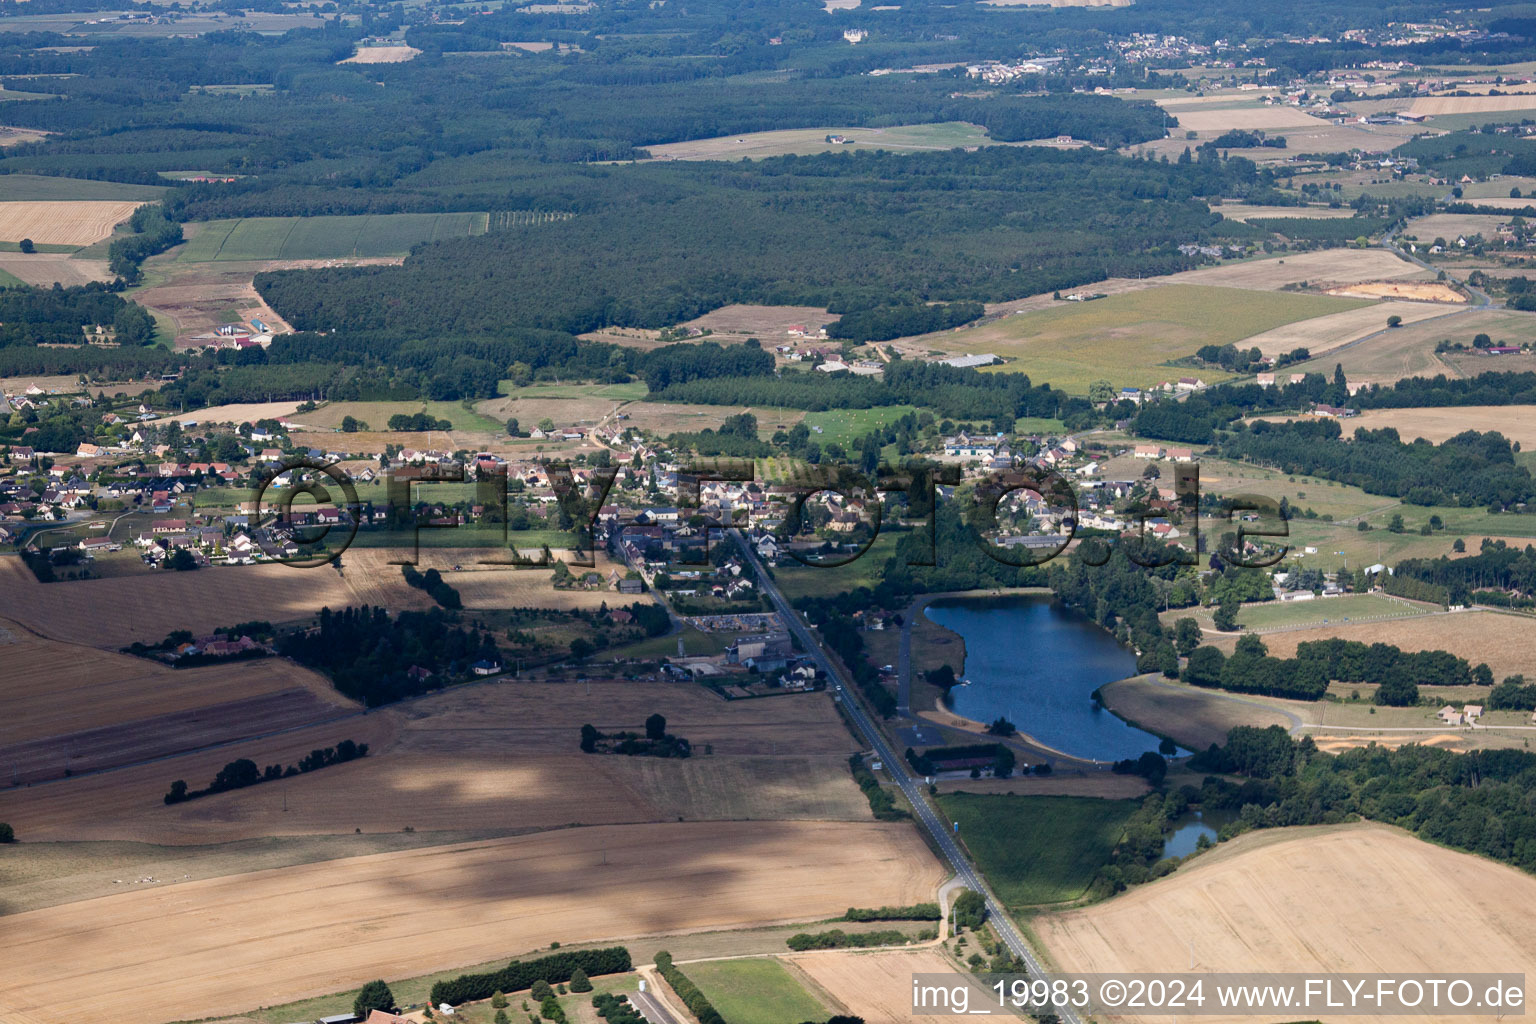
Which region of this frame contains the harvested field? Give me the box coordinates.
[170,400,305,426]
[1036,823,1536,1023]
[1158,106,1328,132]
[0,200,140,246]
[0,555,362,648]
[639,122,997,161]
[0,252,111,286]
[1228,610,1536,683]
[4,677,863,843]
[0,618,347,747]
[1404,212,1508,242]
[1237,300,1451,358]
[789,949,966,1024]
[1098,677,1295,751]
[1281,306,1536,384]
[677,303,836,340]
[1214,204,1358,222]
[338,45,421,63]
[1173,248,1429,290]
[0,126,48,147]
[0,821,943,1024]
[1410,94,1536,116]
[1340,405,1536,448]
[1325,280,1466,303]
[340,548,637,611]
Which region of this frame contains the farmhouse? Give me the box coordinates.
[1133,444,1163,459]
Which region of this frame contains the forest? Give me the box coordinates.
[0,283,155,348]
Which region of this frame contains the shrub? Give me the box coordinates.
[568,968,592,993]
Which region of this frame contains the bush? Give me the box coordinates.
[0,822,14,843]
[568,968,592,993]
[952,889,986,929]
[430,947,632,1006]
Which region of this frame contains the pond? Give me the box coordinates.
[923,594,1166,763]
[1161,808,1237,860]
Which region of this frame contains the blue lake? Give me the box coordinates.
[924,594,1166,763]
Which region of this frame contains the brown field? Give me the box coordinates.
[1170,248,1429,291]
[0,555,363,647]
[1284,306,1536,384]
[0,821,943,1024]
[4,677,863,844]
[1410,94,1536,116]
[0,252,111,286]
[788,949,966,1024]
[1236,299,1452,357]
[1228,610,1536,682]
[1213,204,1358,222]
[1098,677,1295,750]
[1340,405,1536,447]
[0,200,140,246]
[170,400,306,426]
[338,45,420,63]
[1159,106,1330,132]
[0,126,49,148]
[340,548,637,611]
[1325,280,1466,303]
[1404,212,1508,242]
[678,303,837,341]
[1037,823,1536,1023]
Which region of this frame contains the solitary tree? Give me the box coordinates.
[1386,314,1403,328]
[1213,597,1240,632]
[645,712,666,741]
[353,979,397,1018]
[18,238,34,253]
[568,968,592,993]
[0,822,14,843]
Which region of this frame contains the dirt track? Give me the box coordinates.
[0,821,943,1024]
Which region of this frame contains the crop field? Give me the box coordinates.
[1281,307,1536,383]
[1410,94,1536,116]
[175,212,489,262]
[937,285,1369,393]
[1237,299,1453,358]
[937,794,1135,907]
[0,174,166,202]
[0,821,942,1024]
[1156,104,1330,133]
[1037,823,1536,1022]
[640,122,1001,161]
[0,201,141,246]
[789,949,970,1024]
[1099,677,1295,750]
[1340,405,1536,448]
[1403,212,1509,243]
[682,958,830,1024]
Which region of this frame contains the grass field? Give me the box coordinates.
[1037,822,1536,1015]
[682,958,830,1024]
[772,528,900,601]
[640,122,1003,161]
[937,793,1135,907]
[1229,593,1428,631]
[801,405,917,445]
[175,212,489,261]
[0,821,941,1023]
[937,284,1371,394]
[0,174,167,202]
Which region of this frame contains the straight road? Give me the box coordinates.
[631,986,680,1024]
[729,529,1083,1024]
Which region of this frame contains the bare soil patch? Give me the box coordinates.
[338,45,421,63]
[1326,280,1466,302]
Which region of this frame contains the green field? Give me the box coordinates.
[772,527,900,601]
[177,212,490,262]
[938,793,1135,906]
[498,381,651,402]
[682,958,829,1024]
[295,399,506,434]
[942,285,1371,395]
[1232,593,1428,631]
[0,173,168,202]
[801,405,917,446]
[0,265,24,287]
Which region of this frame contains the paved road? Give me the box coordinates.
[631,986,680,1024]
[730,529,1083,1024]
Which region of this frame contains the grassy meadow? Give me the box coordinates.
[176,212,490,261]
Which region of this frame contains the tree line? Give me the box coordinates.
[164,739,367,805]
